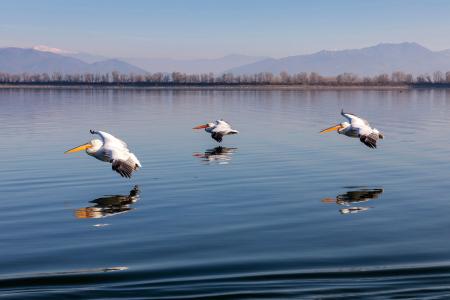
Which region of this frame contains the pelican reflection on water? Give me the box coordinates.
[193,146,238,164]
[321,187,383,214]
[75,185,140,219]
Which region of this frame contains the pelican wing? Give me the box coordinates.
[111,158,140,178]
[213,122,231,132]
[359,132,380,148]
[212,120,238,136]
[90,130,128,149]
[211,132,224,143]
[105,143,141,178]
[341,110,370,128]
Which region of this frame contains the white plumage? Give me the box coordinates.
[65,130,141,178]
[193,120,239,142]
[321,110,384,148]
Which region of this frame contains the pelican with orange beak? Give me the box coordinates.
[65,130,141,178]
[193,120,239,143]
[320,110,384,148]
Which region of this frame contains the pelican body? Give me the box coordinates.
[193,120,239,143]
[65,130,141,178]
[320,110,384,148]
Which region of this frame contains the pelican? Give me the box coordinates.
[320,110,384,148]
[65,130,141,178]
[193,120,239,142]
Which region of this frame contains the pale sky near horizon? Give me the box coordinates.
[0,0,449,59]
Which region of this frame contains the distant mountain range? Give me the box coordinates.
[0,47,146,74]
[228,42,450,76]
[120,54,269,74]
[2,42,450,76]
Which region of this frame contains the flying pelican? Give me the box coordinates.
[320,110,384,148]
[193,120,239,142]
[65,130,141,178]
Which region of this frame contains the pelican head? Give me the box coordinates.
[65,139,103,155]
[320,122,350,135]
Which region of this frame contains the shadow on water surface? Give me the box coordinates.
[322,187,383,214]
[193,146,238,164]
[75,185,140,219]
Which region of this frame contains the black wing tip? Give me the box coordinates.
[360,136,377,149]
[111,160,134,178]
[363,142,376,149]
[211,133,223,143]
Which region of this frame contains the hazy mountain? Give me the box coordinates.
[122,54,269,74]
[89,59,147,74]
[228,42,450,76]
[32,45,108,64]
[4,43,450,77]
[0,47,146,74]
[438,49,450,57]
[65,52,108,64]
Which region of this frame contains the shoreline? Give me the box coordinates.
[0,84,412,91]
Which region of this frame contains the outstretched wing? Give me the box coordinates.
[212,121,238,136]
[90,130,141,177]
[111,158,140,178]
[90,130,128,149]
[341,110,370,128]
[211,132,223,143]
[359,132,380,149]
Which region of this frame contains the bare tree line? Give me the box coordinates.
[0,70,449,86]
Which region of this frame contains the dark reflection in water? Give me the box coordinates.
[322,187,383,214]
[193,146,238,164]
[75,185,140,219]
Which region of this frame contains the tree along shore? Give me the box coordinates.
[0,70,449,89]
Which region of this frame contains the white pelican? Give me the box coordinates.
[320,110,384,148]
[65,130,141,178]
[193,120,239,142]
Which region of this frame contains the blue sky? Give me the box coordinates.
[0,0,449,59]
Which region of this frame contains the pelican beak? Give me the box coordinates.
[65,143,92,154]
[320,124,342,134]
[193,124,209,129]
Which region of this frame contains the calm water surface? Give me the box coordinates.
[1,88,450,299]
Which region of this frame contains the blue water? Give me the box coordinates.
[1,88,450,299]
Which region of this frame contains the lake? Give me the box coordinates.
[1,88,450,299]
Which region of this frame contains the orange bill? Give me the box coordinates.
[193,124,208,129]
[320,124,342,134]
[65,143,92,154]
